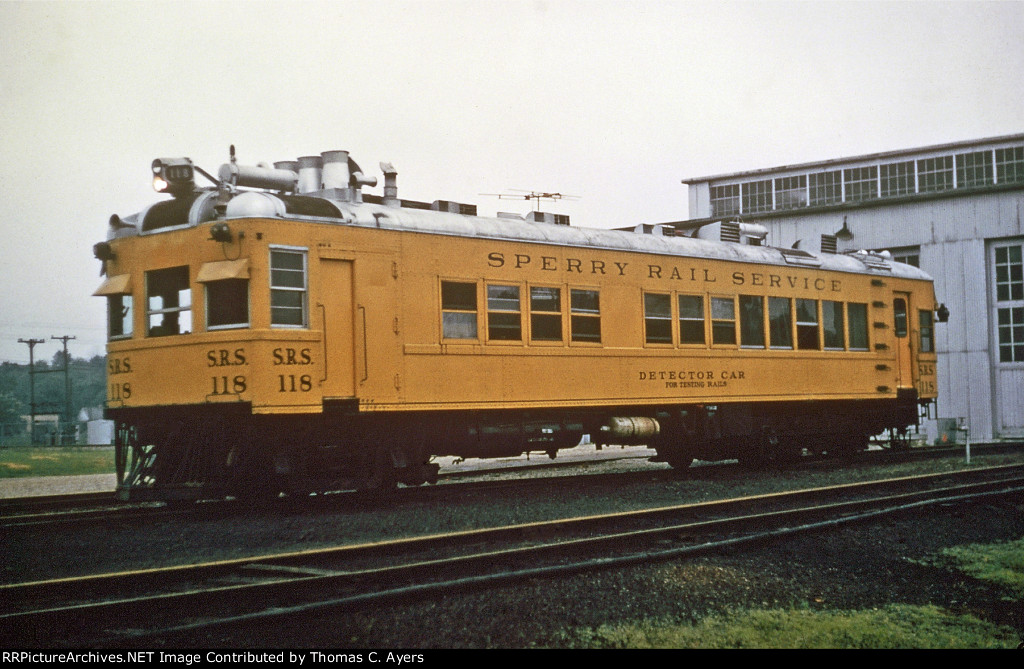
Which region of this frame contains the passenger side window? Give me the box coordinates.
[711,297,736,345]
[570,289,601,343]
[739,295,765,348]
[487,284,522,341]
[769,297,792,349]
[644,293,672,344]
[441,281,478,339]
[678,294,705,345]
[822,300,845,349]
[848,303,869,350]
[530,286,562,342]
[796,299,820,349]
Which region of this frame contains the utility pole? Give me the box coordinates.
[52,335,76,443]
[18,338,45,445]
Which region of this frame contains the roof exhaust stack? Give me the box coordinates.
[321,150,351,191]
[297,155,323,194]
[218,162,298,192]
[380,162,399,207]
[321,150,378,202]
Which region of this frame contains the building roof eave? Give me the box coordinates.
[681,132,1024,185]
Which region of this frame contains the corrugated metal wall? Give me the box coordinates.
[689,189,1024,441]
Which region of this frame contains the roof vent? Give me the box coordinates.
[845,249,892,271]
[720,221,741,243]
[694,221,767,245]
[524,211,569,225]
[779,248,823,267]
[432,200,478,216]
[820,234,838,254]
[632,224,673,236]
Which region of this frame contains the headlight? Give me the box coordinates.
[151,157,195,196]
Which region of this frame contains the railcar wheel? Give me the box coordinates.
[355,446,397,492]
[889,428,912,452]
[653,437,695,470]
[830,435,868,458]
[225,444,281,502]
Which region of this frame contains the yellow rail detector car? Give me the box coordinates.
[94,148,943,500]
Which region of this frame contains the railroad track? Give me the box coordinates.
[0,442,1015,529]
[3,462,1022,648]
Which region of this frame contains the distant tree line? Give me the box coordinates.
[0,354,107,425]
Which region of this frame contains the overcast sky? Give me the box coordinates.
[1,0,1022,364]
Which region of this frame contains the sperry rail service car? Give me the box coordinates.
[94,148,942,500]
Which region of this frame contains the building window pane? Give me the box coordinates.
[995,245,1024,302]
[742,179,773,214]
[880,161,915,197]
[769,297,792,349]
[774,175,807,210]
[108,294,132,339]
[487,284,521,341]
[570,289,601,343]
[844,166,878,202]
[848,303,869,350]
[711,297,735,345]
[796,299,819,349]
[998,307,1024,362]
[270,249,307,327]
[889,247,921,268]
[530,286,562,342]
[739,295,764,348]
[956,150,993,188]
[644,293,672,344]
[207,279,249,328]
[995,147,1024,184]
[823,300,844,349]
[710,184,740,217]
[809,170,842,206]
[146,265,191,337]
[678,294,705,345]
[442,280,477,339]
[917,156,953,193]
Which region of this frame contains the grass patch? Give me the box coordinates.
[930,538,1024,600]
[563,604,1019,649]
[0,447,115,478]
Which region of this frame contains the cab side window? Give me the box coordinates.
[270,249,307,327]
[146,266,191,337]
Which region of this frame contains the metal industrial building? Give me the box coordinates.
[678,133,1024,442]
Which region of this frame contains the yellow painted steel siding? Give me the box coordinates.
[101,217,937,415]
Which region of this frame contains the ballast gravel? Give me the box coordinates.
[6,448,1024,648]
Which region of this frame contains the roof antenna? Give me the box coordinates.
[480,189,579,212]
